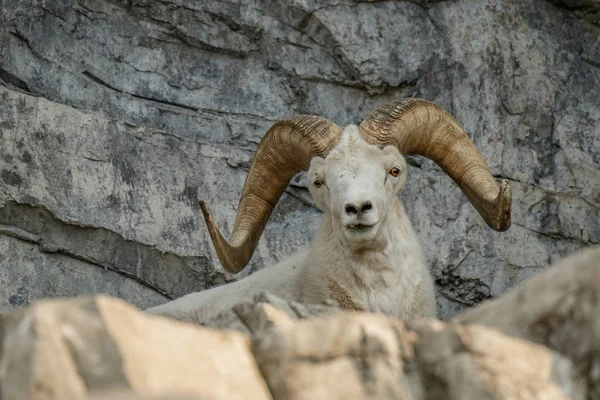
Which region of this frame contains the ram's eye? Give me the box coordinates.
[389,167,400,177]
[314,179,324,188]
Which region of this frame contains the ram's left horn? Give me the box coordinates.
[359,98,511,231]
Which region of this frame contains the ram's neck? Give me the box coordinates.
[306,198,427,317]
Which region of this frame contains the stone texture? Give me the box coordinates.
[0,233,166,311]
[0,0,598,318]
[410,322,584,400]
[203,292,341,334]
[88,394,202,400]
[0,296,272,400]
[0,293,586,400]
[251,313,583,399]
[455,245,600,399]
[252,313,420,399]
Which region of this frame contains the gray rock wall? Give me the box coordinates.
[0,0,598,317]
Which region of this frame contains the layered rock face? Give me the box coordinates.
[1,246,599,400]
[0,0,599,317]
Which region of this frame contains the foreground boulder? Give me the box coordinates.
[0,246,599,399]
[254,313,582,399]
[0,294,582,400]
[202,292,341,334]
[456,245,600,399]
[87,393,200,400]
[0,296,271,400]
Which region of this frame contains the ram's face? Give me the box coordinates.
[308,126,407,248]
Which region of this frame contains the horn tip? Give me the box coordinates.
[499,179,512,210]
[199,200,211,221]
[493,179,512,231]
[199,200,220,238]
[198,200,240,274]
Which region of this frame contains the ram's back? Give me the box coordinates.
[145,249,312,323]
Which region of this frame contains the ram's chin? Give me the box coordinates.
[343,223,379,244]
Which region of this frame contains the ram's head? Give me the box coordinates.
[200,99,512,273]
[308,126,408,249]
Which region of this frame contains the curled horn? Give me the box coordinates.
[201,116,343,273]
[359,98,511,231]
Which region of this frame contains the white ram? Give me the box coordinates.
[146,99,511,323]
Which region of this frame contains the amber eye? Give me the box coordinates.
[389,167,400,177]
[314,179,324,188]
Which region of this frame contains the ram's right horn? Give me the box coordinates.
[200,116,343,273]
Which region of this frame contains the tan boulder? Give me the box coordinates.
[2,247,599,400]
[0,296,272,400]
[87,391,203,400]
[411,321,584,400]
[252,311,581,399]
[202,292,341,334]
[455,245,600,398]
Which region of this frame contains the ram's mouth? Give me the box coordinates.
[346,223,376,233]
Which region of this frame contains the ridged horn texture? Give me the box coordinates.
[359,98,511,232]
[201,116,343,273]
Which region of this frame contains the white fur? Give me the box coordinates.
[146,126,436,323]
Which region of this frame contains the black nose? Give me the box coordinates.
[345,201,372,215]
